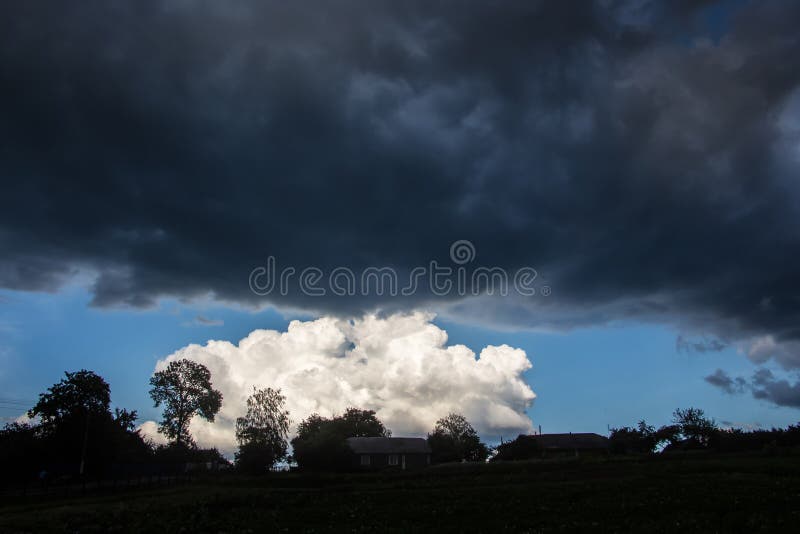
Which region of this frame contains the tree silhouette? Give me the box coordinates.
[29,369,111,433]
[29,370,114,474]
[113,408,139,432]
[291,408,390,470]
[336,408,391,438]
[492,434,542,461]
[235,387,291,473]
[7,370,150,477]
[149,359,222,447]
[609,420,659,454]
[672,407,717,447]
[427,413,489,463]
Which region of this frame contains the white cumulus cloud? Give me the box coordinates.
[140,312,535,454]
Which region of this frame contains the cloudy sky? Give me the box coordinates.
[2,0,800,451]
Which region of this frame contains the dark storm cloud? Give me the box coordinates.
[2,1,800,362]
[750,369,800,408]
[704,368,746,394]
[707,368,800,408]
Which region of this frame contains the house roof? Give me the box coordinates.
[346,437,431,454]
[532,433,609,450]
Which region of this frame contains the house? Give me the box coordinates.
[532,433,610,457]
[346,437,431,470]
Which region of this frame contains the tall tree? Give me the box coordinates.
[29,369,112,474]
[235,387,291,473]
[24,370,149,475]
[29,369,111,433]
[149,359,223,447]
[427,413,489,463]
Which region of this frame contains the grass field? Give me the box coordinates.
[2,453,799,532]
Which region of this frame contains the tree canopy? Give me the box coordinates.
[491,434,541,462]
[148,359,223,446]
[609,420,660,454]
[3,369,149,479]
[610,408,720,454]
[427,413,489,463]
[291,408,389,470]
[235,387,291,473]
[672,407,717,448]
[29,370,111,433]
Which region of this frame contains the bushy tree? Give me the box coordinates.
[609,420,658,454]
[709,423,800,452]
[29,369,111,433]
[672,407,717,448]
[114,408,139,432]
[235,387,290,473]
[8,370,150,477]
[149,359,223,447]
[491,434,541,462]
[291,420,352,471]
[427,413,489,463]
[291,408,389,471]
[336,407,391,438]
[654,424,682,449]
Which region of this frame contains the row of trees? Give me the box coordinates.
[610,408,800,454]
[1,361,231,482]
[286,410,490,472]
[490,407,800,462]
[149,359,492,472]
[9,360,799,481]
[1,359,493,480]
[609,408,718,454]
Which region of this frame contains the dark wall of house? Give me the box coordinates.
[350,453,430,470]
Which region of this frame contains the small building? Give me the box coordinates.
[346,437,431,470]
[533,433,610,457]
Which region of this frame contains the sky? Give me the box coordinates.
[2,0,800,452]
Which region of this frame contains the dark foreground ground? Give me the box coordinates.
[2,453,799,533]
